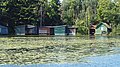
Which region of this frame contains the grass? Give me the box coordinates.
[0,37,120,64]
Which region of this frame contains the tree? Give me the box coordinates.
[0,0,45,34]
[61,0,76,25]
[0,0,9,24]
[61,0,98,34]
[46,0,63,26]
[97,0,120,34]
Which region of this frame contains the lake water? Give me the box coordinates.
[0,36,120,67]
[0,54,120,67]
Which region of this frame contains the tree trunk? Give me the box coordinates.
[8,22,15,35]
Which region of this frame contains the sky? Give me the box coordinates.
[60,0,63,3]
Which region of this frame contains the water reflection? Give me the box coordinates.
[49,36,119,40]
[89,35,95,40]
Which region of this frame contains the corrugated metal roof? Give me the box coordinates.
[27,25,35,28]
[15,25,36,28]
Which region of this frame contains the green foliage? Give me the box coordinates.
[1,0,120,35]
[61,0,98,35]
[97,0,120,34]
[46,0,63,25]
[61,0,120,35]
[0,0,44,34]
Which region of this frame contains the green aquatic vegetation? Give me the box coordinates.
[0,37,120,64]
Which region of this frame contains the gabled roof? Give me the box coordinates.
[16,25,35,27]
[40,25,67,28]
[68,26,78,28]
[96,22,111,29]
[27,25,36,28]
